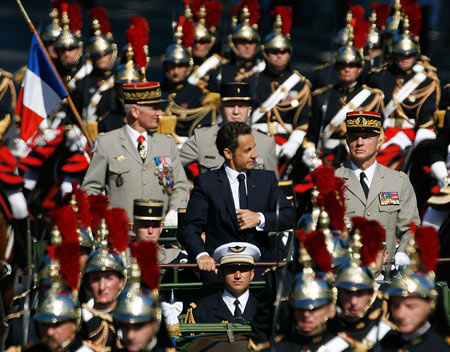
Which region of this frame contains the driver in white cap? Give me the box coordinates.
[185,242,261,324]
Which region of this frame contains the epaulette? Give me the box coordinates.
[189,302,197,309]
[363,85,383,96]
[312,84,332,96]
[420,55,431,62]
[445,336,450,346]
[0,68,13,80]
[313,63,331,72]
[444,83,450,89]
[247,338,271,352]
[82,303,113,322]
[369,64,388,74]
[399,171,405,178]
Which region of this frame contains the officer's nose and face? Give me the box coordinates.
[390,297,432,335]
[134,220,164,243]
[132,103,163,131]
[93,52,113,70]
[193,40,210,58]
[39,320,77,350]
[166,62,189,83]
[266,49,291,73]
[120,322,158,352]
[222,100,252,123]
[338,288,373,321]
[294,303,335,336]
[336,62,362,85]
[221,264,254,297]
[227,133,258,173]
[347,132,382,169]
[394,53,416,72]
[235,39,258,60]
[88,270,125,310]
[57,46,81,65]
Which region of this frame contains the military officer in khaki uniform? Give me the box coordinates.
[179,82,278,176]
[335,111,420,269]
[82,81,189,226]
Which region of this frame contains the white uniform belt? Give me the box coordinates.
[252,123,293,135]
[321,336,350,352]
[383,118,416,129]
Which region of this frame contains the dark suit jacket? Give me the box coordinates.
[193,290,258,324]
[181,166,295,261]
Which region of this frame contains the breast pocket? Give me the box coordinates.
[108,163,130,187]
[378,205,400,231]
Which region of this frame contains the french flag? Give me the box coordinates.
[15,33,68,143]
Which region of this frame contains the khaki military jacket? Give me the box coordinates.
[179,125,279,177]
[335,162,420,260]
[82,126,189,220]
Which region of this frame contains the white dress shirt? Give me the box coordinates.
[222,289,250,316]
[350,160,377,188]
[126,124,148,154]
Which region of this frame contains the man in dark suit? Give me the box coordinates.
[188,242,260,324]
[181,122,295,272]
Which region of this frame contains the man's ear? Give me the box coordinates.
[130,105,139,119]
[223,147,233,161]
[246,106,252,118]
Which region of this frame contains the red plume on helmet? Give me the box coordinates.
[129,241,159,290]
[359,220,386,267]
[87,194,109,237]
[180,13,195,49]
[311,167,335,194]
[89,7,111,35]
[47,245,56,260]
[126,26,147,69]
[401,0,422,37]
[243,0,260,26]
[205,1,222,31]
[49,205,79,244]
[67,3,82,33]
[297,229,332,274]
[62,186,91,230]
[105,208,130,254]
[51,0,64,12]
[351,216,368,233]
[414,226,440,273]
[129,17,150,48]
[189,0,203,22]
[349,4,370,49]
[272,6,292,35]
[371,2,390,29]
[56,241,80,292]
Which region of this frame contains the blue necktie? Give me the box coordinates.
[237,174,247,209]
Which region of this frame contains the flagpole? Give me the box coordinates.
[15,0,94,150]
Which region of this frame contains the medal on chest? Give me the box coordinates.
[155,156,174,194]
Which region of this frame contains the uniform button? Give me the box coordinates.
[143,167,147,171]
[366,211,371,217]
[143,181,147,185]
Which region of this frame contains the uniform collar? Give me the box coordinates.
[402,321,431,341]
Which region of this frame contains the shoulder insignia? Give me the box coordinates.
[0,68,13,80]
[444,83,450,89]
[368,308,381,320]
[189,302,197,309]
[312,84,332,96]
[369,66,385,74]
[445,336,450,345]
[313,63,331,71]
[399,171,405,177]
[247,338,271,352]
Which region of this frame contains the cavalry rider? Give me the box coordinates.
[252,5,312,160]
[302,25,383,170]
[368,15,440,168]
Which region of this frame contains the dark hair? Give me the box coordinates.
[216,122,252,157]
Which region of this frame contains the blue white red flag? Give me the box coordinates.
[15,33,68,143]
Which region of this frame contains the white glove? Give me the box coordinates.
[414,127,436,146]
[12,138,31,159]
[3,188,28,219]
[302,146,322,171]
[65,126,88,152]
[394,252,410,270]
[280,130,306,159]
[164,209,178,227]
[382,131,412,150]
[430,161,449,188]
